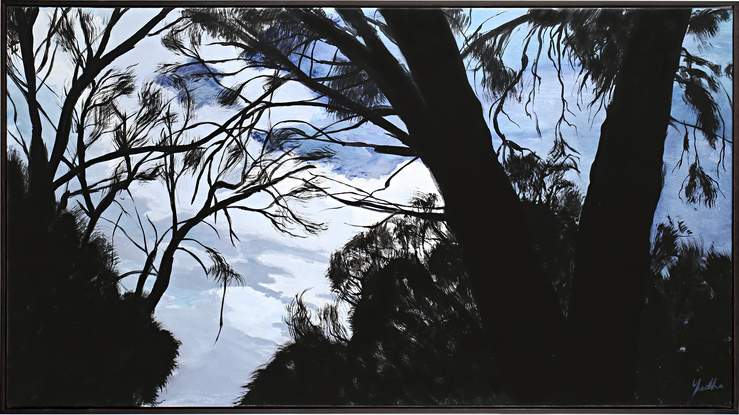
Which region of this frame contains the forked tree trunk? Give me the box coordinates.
[382,7,692,404]
[566,8,691,404]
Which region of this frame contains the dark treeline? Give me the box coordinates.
[5,153,180,407]
[238,154,733,407]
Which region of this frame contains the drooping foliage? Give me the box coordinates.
[5,153,180,408]
[464,7,732,204]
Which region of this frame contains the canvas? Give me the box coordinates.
[2,3,736,411]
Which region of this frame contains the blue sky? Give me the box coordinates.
[6,7,733,406]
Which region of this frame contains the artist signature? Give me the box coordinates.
[692,378,724,397]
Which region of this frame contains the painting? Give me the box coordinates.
[2,2,735,410]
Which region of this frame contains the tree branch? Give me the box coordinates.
[48,8,173,177]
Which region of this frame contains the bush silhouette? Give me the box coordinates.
[6,153,180,408]
[238,196,505,406]
[637,219,733,406]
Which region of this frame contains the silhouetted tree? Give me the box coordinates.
[466,7,731,402]
[173,7,731,403]
[5,152,180,407]
[6,6,330,315]
[121,92,330,317]
[5,6,331,406]
[6,7,172,224]
[5,7,183,407]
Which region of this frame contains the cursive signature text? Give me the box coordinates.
[692,377,724,397]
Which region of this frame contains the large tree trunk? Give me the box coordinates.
[566,9,691,404]
[381,9,569,402]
